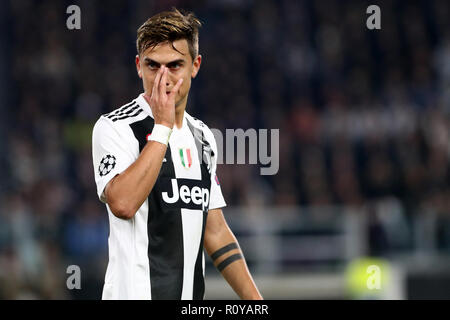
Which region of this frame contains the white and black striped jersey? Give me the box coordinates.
[92,93,226,300]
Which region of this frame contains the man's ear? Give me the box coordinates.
[191,54,202,79]
[136,55,142,78]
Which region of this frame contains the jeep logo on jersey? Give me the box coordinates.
[162,178,210,211]
[179,148,192,169]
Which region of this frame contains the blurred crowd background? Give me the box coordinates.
[0,0,449,299]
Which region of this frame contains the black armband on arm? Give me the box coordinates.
[217,253,243,272]
[210,242,239,261]
[210,242,243,272]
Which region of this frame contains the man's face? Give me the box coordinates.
[136,39,201,109]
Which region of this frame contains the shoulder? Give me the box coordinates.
[100,96,150,129]
[185,112,218,147]
[185,112,206,129]
[93,99,146,142]
[94,97,149,134]
[102,99,143,122]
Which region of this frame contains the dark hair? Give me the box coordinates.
[136,8,202,61]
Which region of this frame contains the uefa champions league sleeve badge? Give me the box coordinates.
[99,155,117,177]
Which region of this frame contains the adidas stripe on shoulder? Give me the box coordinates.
[104,100,143,122]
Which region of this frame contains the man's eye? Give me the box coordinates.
[148,63,158,69]
[169,63,181,69]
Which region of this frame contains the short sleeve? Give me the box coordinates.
[92,117,136,203]
[209,170,226,210]
[204,127,226,210]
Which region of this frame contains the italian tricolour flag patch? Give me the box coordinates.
[179,148,192,169]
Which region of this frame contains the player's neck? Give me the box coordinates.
[174,104,186,129]
[174,92,189,129]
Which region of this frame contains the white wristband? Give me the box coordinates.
[147,124,172,146]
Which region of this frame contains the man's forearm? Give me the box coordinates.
[205,223,262,300]
[215,250,263,300]
[105,140,167,219]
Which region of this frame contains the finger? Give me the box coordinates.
[169,78,183,98]
[151,66,164,98]
[159,66,168,97]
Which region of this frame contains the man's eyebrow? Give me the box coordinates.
[143,58,160,66]
[143,58,185,66]
[166,59,185,66]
